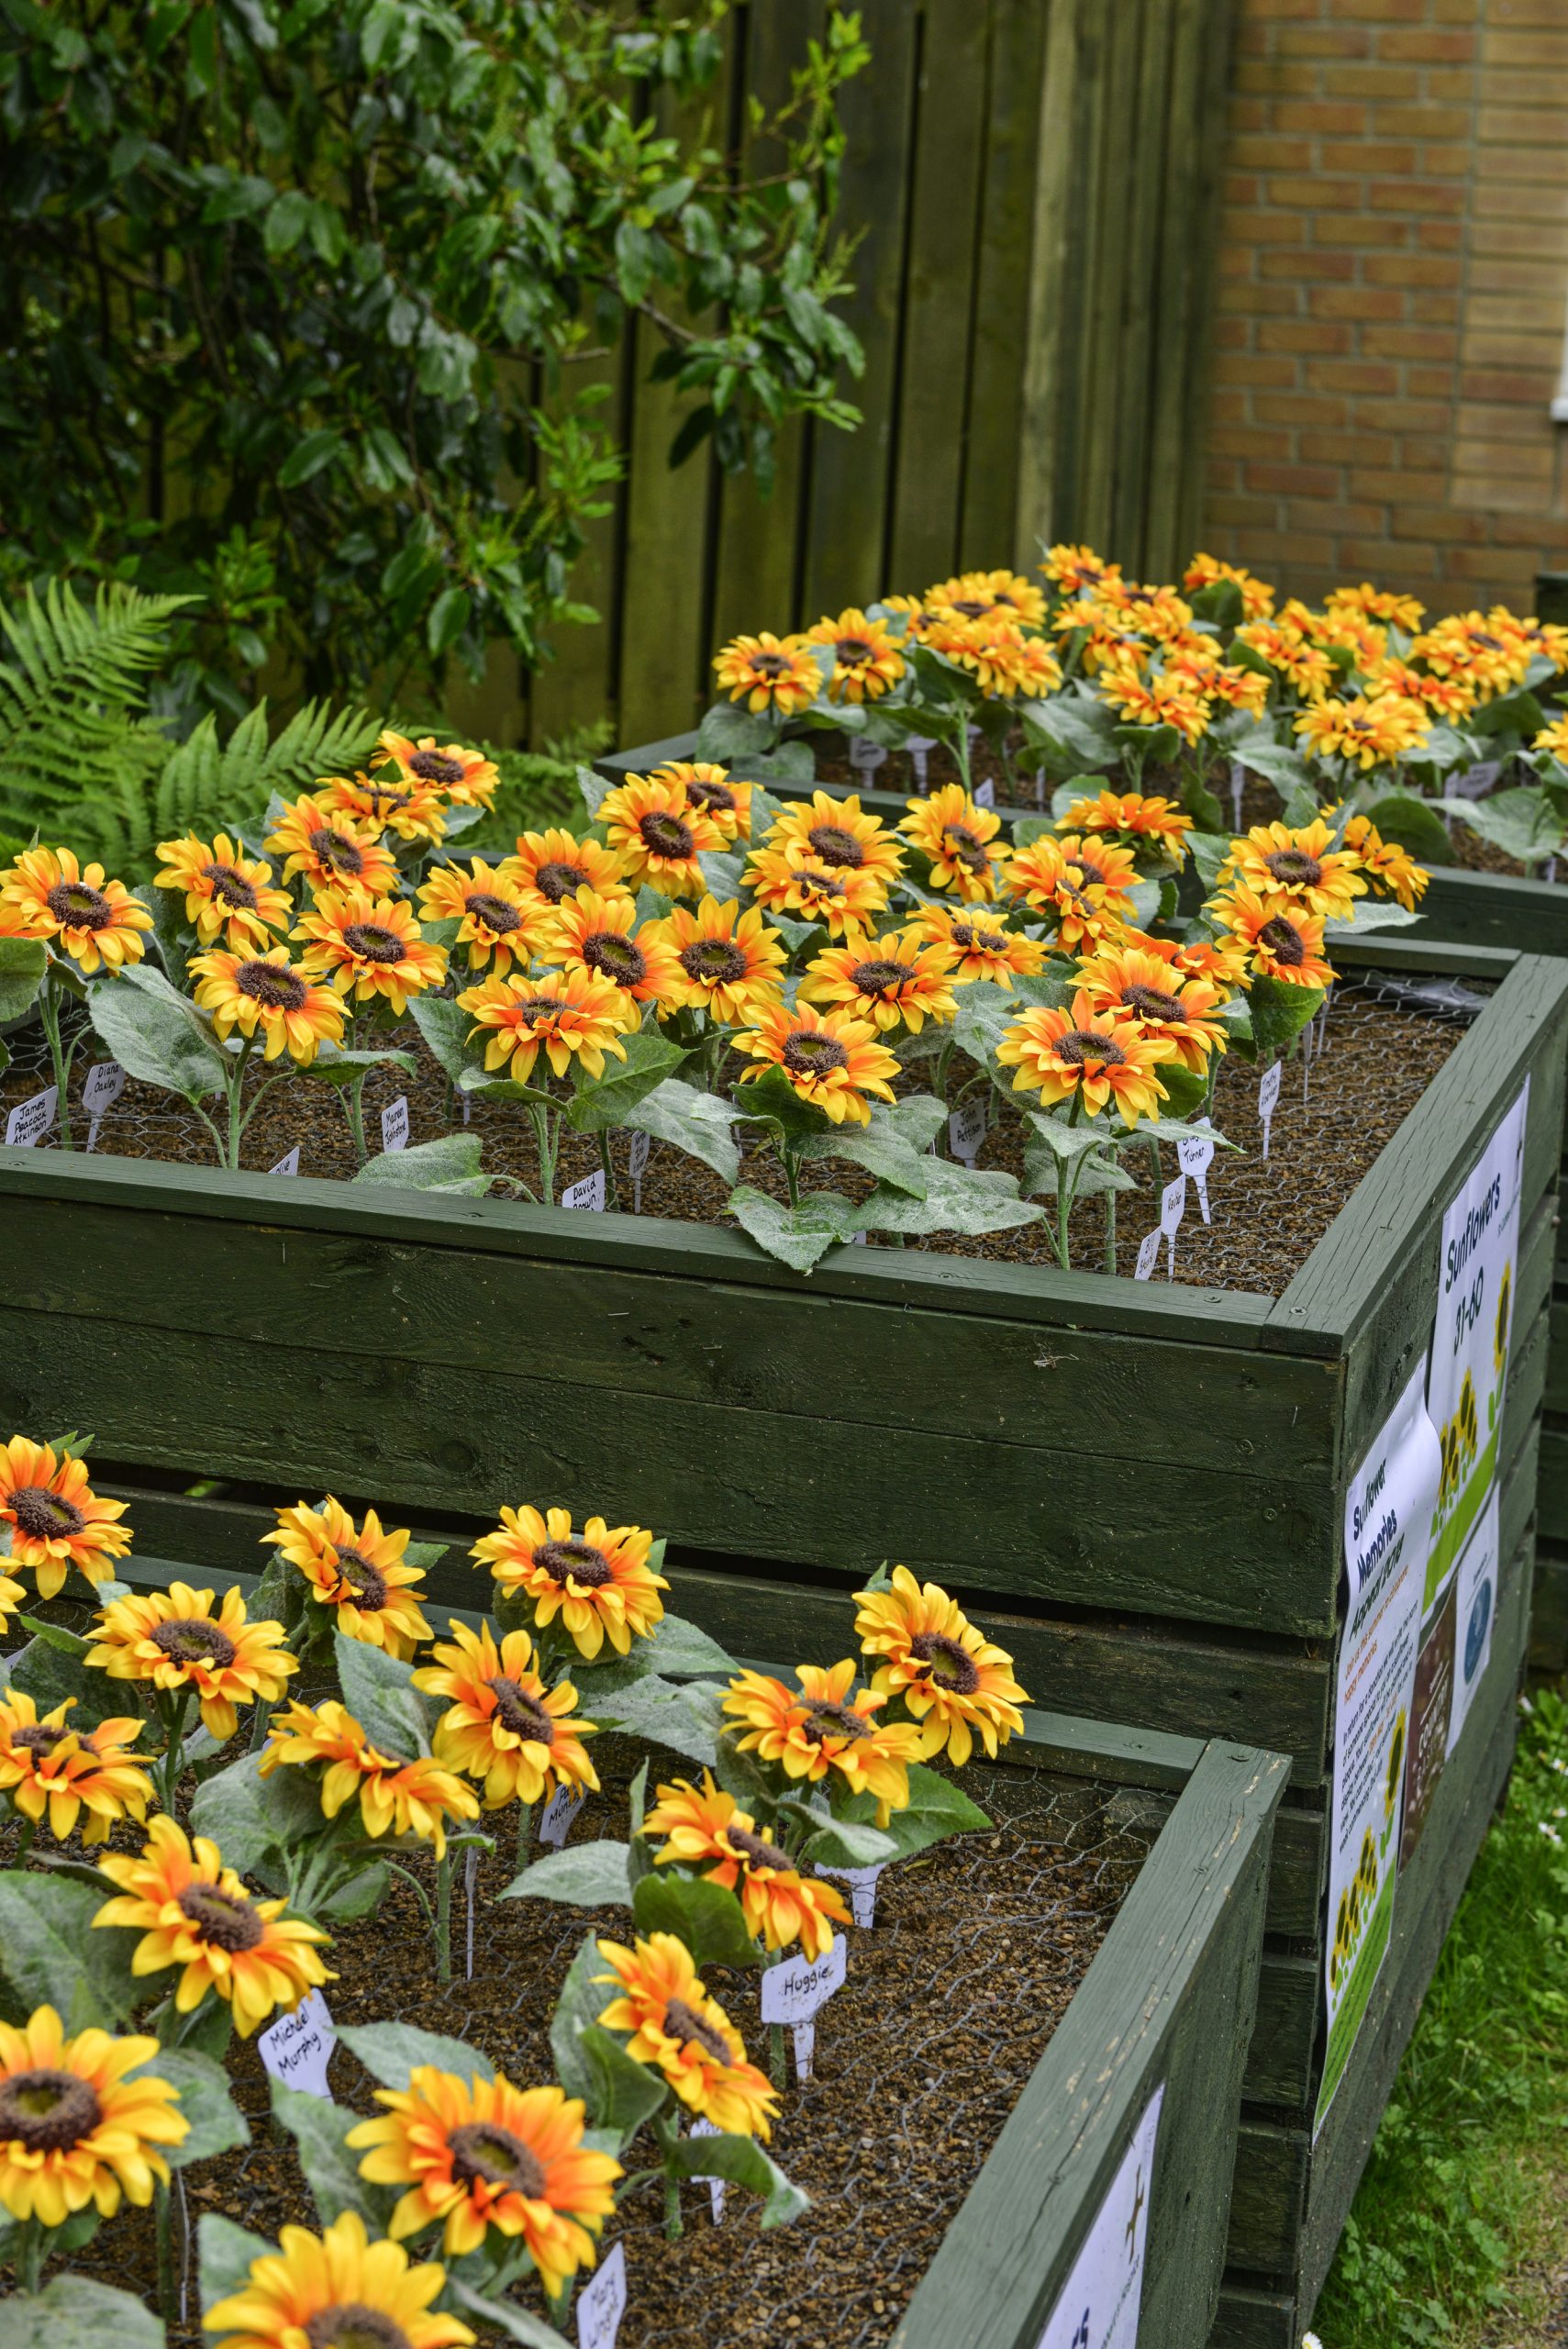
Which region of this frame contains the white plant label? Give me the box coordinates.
[817,1861,884,1928]
[974,776,996,808]
[848,735,887,775]
[628,1127,651,1212]
[259,1988,336,2100]
[761,1934,847,2025]
[539,1784,586,1849]
[1177,1129,1216,1223]
[1033,2084,1164,2349]
[269,1146,300,1177]
[1133,1229,1162,1282]
[562,1168,606,1214]
[462,1092,473,1126]
[6,1087,57,1149]
[1160,1173,1185,1277]
[688,2115,727,2221]
[576,2237,626,2349]
[1229,758,1245,831]
[82,1060,125,1152]
[1258,1059,1282,1159]
[949,1098,986,1164]
[380,1094,410,1152]
[906,732,938,790]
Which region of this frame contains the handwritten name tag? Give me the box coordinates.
[380,1094,410,1152]
[6,1087,57,1149]
[539,1784,587,1849]
[259,1988,336,2099]
[576,2238,626,2349]
[562,1168,606,1213]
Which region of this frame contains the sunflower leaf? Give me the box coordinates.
[694,702,775,763]
[662,2132,810,2227]
[351,1133,485,1191]
[549,1932,617,2106]
[590,1675,726,1768]
[447,2284,572,2349]
[292,1043,417,1088]
[731,1062,832,1141]
[198,2214,276,2315]
[631,1869,760,1968]
[802,1819,898,1867]
[189,1750,319,1880]
[647,1614,738,1678]
[500,1841,635,1909]
[0,934,46,1023]
[0,1873,140,2031]
[332,1632,432,1759]
[337,2021,495,2092]
[840,1763,992,1861]
[581,2021,670,2144]
[727,1184,861,1273]
[795,1117,929,1197]
[139,2046,249,2166]
[850,1160,1045,1242]
[272,2083,394,2231]
[320,1859,390,1920]
[85,964,228,1103]
[697,847,747,899]
[1244,974,1325,1062]
[1323,900,1422,938]
[617,1078,741,1184]
[564,1030,691,1132]
[0,2276,166,2349]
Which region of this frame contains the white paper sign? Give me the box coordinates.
[6,1087,57,1149]
[380,1094,410,1152]
[1315,1360,1440,2135]
[539,1784,586,1849]
[848,736,887,775]
[974,776,996,808]
[1258,1060,1281,1159]
[1132,1229,1161,1283]
[1159,1173,1184,1277]
[1178,1129,1216,1224]
[1424,1081,1529,1606]
[761,1934,847,2024]
[1447,1484,1499,1756]
[906,732,938,790]
[1034,2084,1164,2349]
[81,1059,126,1152]
[1229,758,1245,831]
[817,1861,884,1927]
[949,1099,986,1164]
[259,1988,336,2099]
[628,1127,651,1212]
[576,2237,626,2349]
[562,1168,606,1214]
[688,2115,727,2221]
[269,1146,300,1177]
[462,1092,473,1126]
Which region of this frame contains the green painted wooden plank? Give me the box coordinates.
[1143,0,1208,579]
[528,341,628,751]
[1176,0,1241,564]
[1267,1804,1327,1943]
[1051,0,1107,543]
[1244,1950,1319,2111]
[1077,0,1140,551]
[895,1740,1288,2349]
[1529,1544,1568,1675]
[1210,2287,1297,2349]
[959,0,1048,570]
[1016,0,1081,550]
[1540,1427,1568,1542]
[1112,0,1175,573]
[1421,866,1568,960]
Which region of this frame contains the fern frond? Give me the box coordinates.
[0,582,191,734]
[261,699,380,794]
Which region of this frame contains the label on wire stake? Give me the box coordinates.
[1229,758,1246,831]
[1258,1060,1282,1160]
[380,1094,409,1152]
[974,776,996,808]
[817,1861,884,1927]
[1177,1129,1216,1224]
[539,1784,586,1848]
[905,733,938,791]
[258,1988,335,2099]
[562,1168,606,1214]
[1160,1173,1185,1278]
[761,1936,847,2025]
[6,1087,56,1149]
[948,1099,986,1163]
[848,735,887,776]
[689,2117,727,2221]
[269,1146,300,1177]
[82,1060,125,1152]
[628,1128,651,1212]
[576,2238,626,2349]
[1133,1229,1162,1282]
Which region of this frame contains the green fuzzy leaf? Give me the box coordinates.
[617,1076,741,1184]
[320,1861,391,1920]
[1468,685,1545,740]
[272,2084,392,2230]
[137,2046,249,2166]
[852,1159,1044,1241]
[1021,1111,1106,1164]
[406,995,481,1085]
[0,1874,140,2031]
[794,1116,929,1197]
[1324,900,1422,938]
[1154,1063,1212,1119]
[86,964,227,1102]
[293,1043,417,1088]
[664,2131,810,2227]
[694,702,775,762]
[591,1675,725,1767]
[1227,727,1315,801]
[732,1061,832,1141]
[697,847,747,899]
[648,1613,739,1677]
[1245,974,1325,1062]
[333,1633,430,1760]
[501,1840,635,1909]
[802,1818,897,1867]
[1362,791,1454,867]
[336,2021,495,2091]
[632,1869,760,1968]
[854,1762,991,1861]
[0,2277,165,2349]
[550,1932,618,2107]
[447,2284,572,2349]
[351,1133,485,1193]
[565,1030,691,1131]
[728,1183,861,1271]
[1185,830,1231,892]
[1189,577,1244,629]
[189,1750,321,1882]
[581,2020,670,2143]
[0,935,46,1023]
[1440,785,1566,867]
[199,2215,275,2315]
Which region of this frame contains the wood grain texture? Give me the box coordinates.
[961,0,1049,569]
[1210,2287,1298,2349]
[1529,1545,1568,1675]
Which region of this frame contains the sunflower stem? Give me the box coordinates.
[515,1800,533,1866]
[783,1147,801,1210]
[154,2179,178,2327]
[17,2219,43,2296]
[12,1817,37,1868]
[1105,1180,1118,1275]
[769,2020,788,2091]
[528,1102,558,1208]
[156,1688,195,1812]
[434,1849,453,1986]
[223,1036,258,1172]
[344,1069,371,1167]
[598,1130,620,1210]
[38,966,78,1151]
[1146,1136,1162,1195]
[652,2114,684,2240]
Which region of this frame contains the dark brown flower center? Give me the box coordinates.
[949,599,989,620]
[908,1629,982,1695]
[663,1998,731,2065]
[639,811,695,861]
[1264,849,1322,888]
[783,1031,849,1077]
[807,824,863,869]
[750,651,789,679]
[9,1485,85,1540]
[448,2120,548,2199]
[178,1879,265,1952]
[488,1675,556,1745]
[45,881,111,930]
[800,868,846,900]
[1056,1029,1126,1067]
[684,775,737,817]
[1258,916,1306,966]
[584,931,648,987]
[342,923,406,966]
[940,824,988,873]
[310,827,364,877]
[534,1538,613,1591]
[203,863,259,911]
[304,2305,414,2349]
[511,997,562,1031]
[12,1723,70,1757]
[533,861,587,905]
[802,1700,871,1745]
[1473,630,1503,651]
[332,1548,388,1609]
[951,921,1006,952]
[410,751,465,786]
[364,785,414,815]
[0,2068,103,2154]
[239,959,308,1012]
[151,1618,238,1670]
[681,939,747,985]
[850,958,909,1001]
[465,892,521,936]
[1120,985,1184,1023]
[722,1823,792,1873]
[835,636,875,663]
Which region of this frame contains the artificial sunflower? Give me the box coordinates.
[1040,543,1123,596]
[0,846,152,974]
[0,1691,152,1845]
[925,568,1048,628]
[721,1661,921,1826]
[1097,667,1210,744]
[995,990,1174,1128]
[909,904,1048,987]
[1212,887,1335,988]
[261,1497,432,1658]
[1340,814,1429,910]
[763,789,906,889]
[1220,818,1367,922]
[413,1620,599,1810]
[1533,718,1568,763]
[712,629,820,718]
[349,2068,621,2284]
[1324,580,1425,633]
[373,731,499,810]
[1056,789,1193,858]
[852,1566,1029,1766]
[741,844,890,938]
[802,608,906,701]
[457,965,628,1086]
[539,886,684,1025]
[899,785,1009,901]
[1182,553,1275,619]
[507,826,627,909]
[1139,930,1250,994]
[265,793,401,896]
[1005,832,1138,953]
[259,1700,480,1858]
[94,1816,332,2037]
[649,759,753,841]
[1199,662,1272,719]
[798,927,959,1035]
[88,1582,296,1742]
[657,895,788,1022]
[598,773,724,897]
[0,1436,131,1598]
[1075,943,1229,1073]
[0,2006,186,2227]
[204,2210,473,2349]
[921,611,1060,698]
[292,887,449,1016]
[471,1508,667,1661]
[416,860,549,975]
[323,770,448,845]
[733,999,900,1125]
[595,1932,778,2137]
[642,1772,851,1959]
[1293,693,1429,769]
[153,833,292,951]
[1233,621,1335,701]
[189,947,347,1065]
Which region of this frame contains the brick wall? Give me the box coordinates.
[1202,0,1568,613]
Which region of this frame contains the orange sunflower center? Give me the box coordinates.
[488,1676,555,1744]
[204,863,259,910]
[802,1699,870,1744]
[908,1630,982,1695]
[534,1538,613,1590]
[1264,849,1322,887]
[533,861,588,904]
[333,1548,388,1608]
[783,1030,848,1077]
[410,751,465,786]
[342,922,406,965]
[10,1485,84,1539]
[663,1998,731,2062]
[239,960,307,1011]
[151,1618,238,1669]
[1258,918,1306,966]
[448,2120,547,2198]
[681,938,747,984]
[1120,985,1184,1022]
[584,932,647,987]
[1056,1029,1126,1067]
[46,879,112,930]
[940,824,988,873]
[807,824,862,868]
[464,892,520,936]
[639,811,694,860]
[0,2067,101,2153]
[849,958,908,1001]
[310,828,365,877]
[722,1823,791,1872]
[304,2302,414,2349]
[179,1879,265,1952]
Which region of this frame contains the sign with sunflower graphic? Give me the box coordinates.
[1033,2083,1164,2349]
[1316,1358,1439,2138]
[1424,1079,1529,1609]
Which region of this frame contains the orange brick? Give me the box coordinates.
[1206,494,1284,529]
[1329,0,1425,18]
[1321,139,1418,170]
[1468,257,1568,296]
[1211,425,1297,461]
[1359,397,1448,430]
[1454,401,1556,441]
[1485,32,1568,68]
[1367,178,1465,212]
[1406,365,1457,398]
[1452,439,1556,482]
[1309,284,1408,319]
[1224,355,1307,387]
[1412,144,1474,179]
[1284,498,1390,531]
[1470,220,1568,259]
[1247,461,1343,495]
[1232,134,1317,170]
[1411,291,1462,325]
[1374,29,1477,61]
[1273,99,1372,132]
[1255,391,1353,426]
[1305,359,1403,391]
[1340,538,1440,575]
[1416,221,1465,250]
[1260,320,1358,352]
[1220,206,1305,244]
[1372,102,1473,138]
[1363,252,1462,288]
[1320,63,1421,97]
[1300,429,1400,465]
[1276,26,1374,57]
[1362,326,1459,359]
[1259,247,1359,279]
[1218,282,1299,315]
[1267,174,1367,208]
[1235,60,1323,95]
[1315,215,1410,245]
[1478,106,1568,144]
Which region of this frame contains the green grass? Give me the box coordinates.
[1313,1681,1568,2346]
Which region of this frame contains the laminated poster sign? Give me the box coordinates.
[1424,1081,1529,1608]
[1315,1358,1439,2138]
[1033,2085,1163,2349]
[1400,1486,1501,1869]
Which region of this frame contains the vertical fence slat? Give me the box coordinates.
[1176,0,1241,567]
[1053,1,1108,548]
[1017,0,1081,555]
[1115,0,1177,577]
[1144,0,1208,583]
[1078,0,1141,552]
[527,344,628,752]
